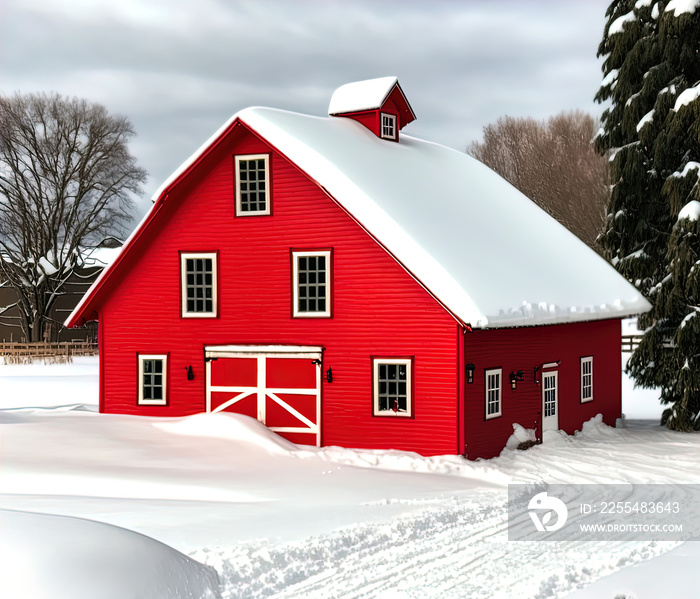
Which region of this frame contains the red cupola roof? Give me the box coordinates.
[328,77,416,140]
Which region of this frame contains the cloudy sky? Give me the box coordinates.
[2,0,612,219]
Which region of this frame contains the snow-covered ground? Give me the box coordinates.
[1,353,699,599]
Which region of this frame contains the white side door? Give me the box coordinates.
[542,371,559,435]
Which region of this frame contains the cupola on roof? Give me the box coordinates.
[328,76,416,130]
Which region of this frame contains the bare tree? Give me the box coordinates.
[467,111,608,249]
[0,92,146,341]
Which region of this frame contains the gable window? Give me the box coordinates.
[235,154,270,216]
[373,357,413,417]
[181,252,218,318]
[581,356,593,403]
[485,368,502,419]
[138,354,167,405]
[380,113,397,140]
[292,250,331,317]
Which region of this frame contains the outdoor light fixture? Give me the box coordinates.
[326,367,333,383]
[186,365,194,381]
[534,361,560,385]
[509,370,524,390]
[465,363,475,384]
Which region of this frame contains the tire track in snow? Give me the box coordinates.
[193,490,679,599]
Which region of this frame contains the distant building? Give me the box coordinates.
[1,243,120,342]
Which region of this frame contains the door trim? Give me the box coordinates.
[541,370,559,436]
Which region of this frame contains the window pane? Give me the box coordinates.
[184,256,215,314]
[238,158,267,213]
[376,361,409,414]
[296,253,328,313]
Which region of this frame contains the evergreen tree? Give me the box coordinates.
[595,0,700,430]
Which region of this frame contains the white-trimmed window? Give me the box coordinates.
[373,358,413,417]
[235,154,270,215]
[138,354,167,405]
[181,252,217,318]
[292,250,331,317]
[581,356,593,403]
[485,368,502,419]
[380,113,397,140]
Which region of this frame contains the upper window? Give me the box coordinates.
[292,250,331,318]
[138,354,167,406]
[380,113,397,140]
[373,357,413,417]
[181,252,218,318]
[235,154,270,216]
[485,368,502,419]
[581,356,593,403]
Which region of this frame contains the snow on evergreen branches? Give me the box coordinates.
[673,83,700,111]
[595,0,700,431]
[665,0,700,16]
[678,200,700,221]
[609,11,637,34]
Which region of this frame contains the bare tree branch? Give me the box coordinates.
[467,110,609,250]
[0,92,146,341]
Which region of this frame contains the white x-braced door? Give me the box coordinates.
[205,345,322,446]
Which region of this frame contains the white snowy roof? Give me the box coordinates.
[106,105,651,331]
[328,77,399,115]
[233,107,649,328]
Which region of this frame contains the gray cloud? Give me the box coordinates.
[1,0,611,220]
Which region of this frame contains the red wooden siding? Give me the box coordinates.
[335,97,403,139]
[464,319,622,459]
[97,122,460,456]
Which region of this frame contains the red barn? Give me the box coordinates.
[67,77,651,459]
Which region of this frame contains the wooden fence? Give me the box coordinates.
[0,341,98,363]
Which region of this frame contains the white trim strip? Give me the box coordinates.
[210,386,317,395]
[206,359,212,412]
[209,385,258,393]
[267,392,316,429]
[542,361,560,369]
[210,390,256,414]
[270,426,319,434]
[205,344,322,356]
[257,357,266,424]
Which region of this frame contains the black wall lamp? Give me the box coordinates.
[509,370,524,390]
[186,365,194,381]
[326,367,333,383]
[465,363,475,384]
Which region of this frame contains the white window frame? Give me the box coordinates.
[581,356,593,403]
[235,154,270,216]
[138,354,168,406]
[372,357,413,417]
[380,112,397,140]
[292,250,332,318]
[180,252,218,318]
[485,368,502,419]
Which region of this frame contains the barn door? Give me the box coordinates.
[541,371,559,435]
[205,345,322,446]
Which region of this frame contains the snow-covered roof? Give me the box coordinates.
[229,108,650,328]
[69,100,651,330]
[328,77,399,115]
